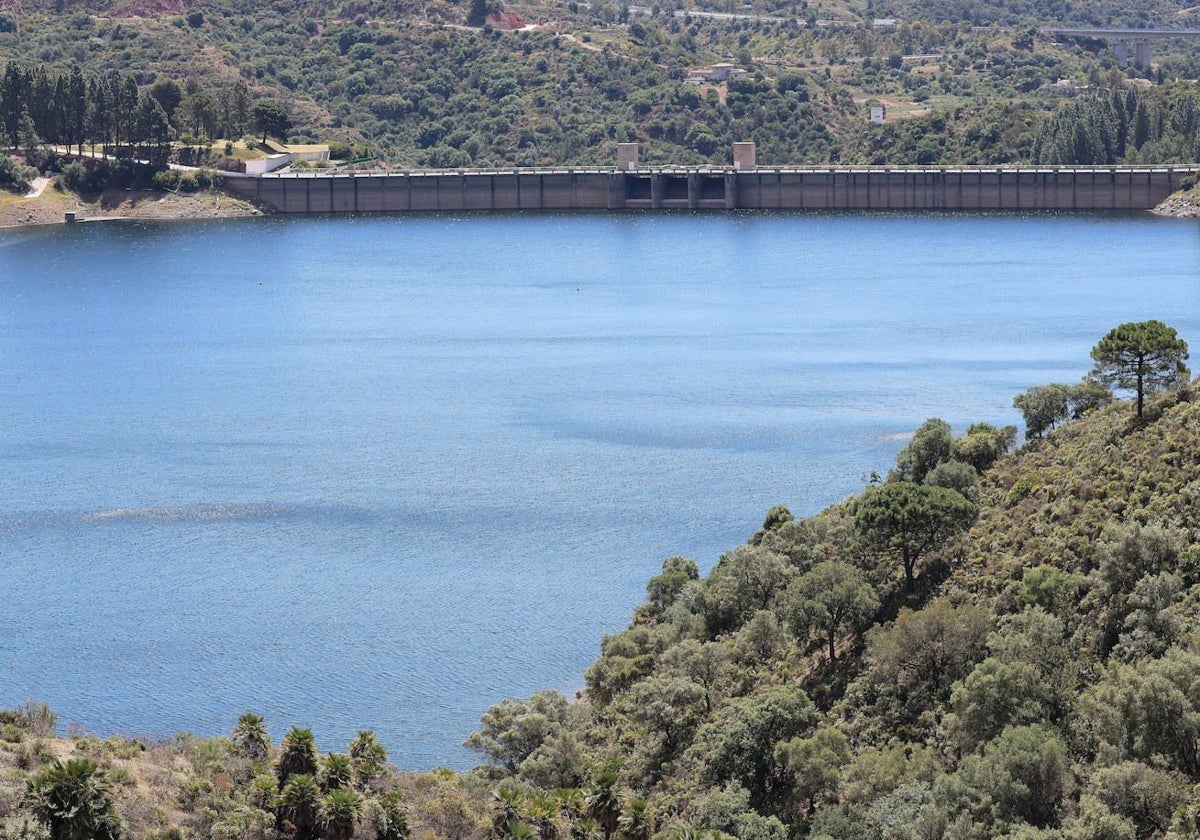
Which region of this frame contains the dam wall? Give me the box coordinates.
[222,166,1198,214]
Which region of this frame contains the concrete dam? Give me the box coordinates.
[223,165,1198,214]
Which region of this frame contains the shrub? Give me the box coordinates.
[152,169,181,190]
[0,155,37,193]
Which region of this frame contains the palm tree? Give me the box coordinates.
[248,773,279,812]
[232,712,271,762]
[323,788,362,840]
[583,771,621,839]
[279,773,322,840]
[508,822,538,840]
[571,818,605,840]
[527,793,567,840]
[277,726,319,786]
[24,758,122,840]
[492,786,527,836]
[617,796,653,840]
[658,826,702,840]
[320,753,353,792]
[348,729,388,788]
[553,788,586,836]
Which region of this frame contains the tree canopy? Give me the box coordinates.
[852,482,976,591]
[1091,320,1189,417]
[252,100,292,144]
[24,759,122,840]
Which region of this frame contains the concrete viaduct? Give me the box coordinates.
[1041,27,1200,68]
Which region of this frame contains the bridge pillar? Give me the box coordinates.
[607,174,625,209]
[1114,38,1131,64]
[687,173,701,210]
[724,172,738,210]
[650,173,664,209]
[1135,39,1152,68]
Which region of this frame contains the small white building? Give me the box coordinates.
[245,153,295,175]
[709,63,747,82]
[685,64,749,84]
[869,105,886,125]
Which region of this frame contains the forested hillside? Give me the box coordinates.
[2,326,1198,840]
[1,0,1199,170]
[453,325,1200,840]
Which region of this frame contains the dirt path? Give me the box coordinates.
[560,32,603,52]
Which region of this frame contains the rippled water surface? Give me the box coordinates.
[1,212,1197,768]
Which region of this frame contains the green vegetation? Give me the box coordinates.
[1090,319,1190,417]
[448,318,1200,840]
[0,711,488,840]
[0,152,35,193]
[3,321,1198,839]
[0,0,1199,169]
[24,758,122,840]
[853,480,977,591]
[1,63,172,159]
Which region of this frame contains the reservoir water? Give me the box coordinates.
[1,212,1197,769]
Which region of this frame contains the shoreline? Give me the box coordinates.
[1152,190,1200,218]
[0,184,265,229]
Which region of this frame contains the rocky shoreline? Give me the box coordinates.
[1152,194,1200,218]
[0,184,264,229]
[1152,191,1200,218]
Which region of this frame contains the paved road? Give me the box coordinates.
[49,144,200,171]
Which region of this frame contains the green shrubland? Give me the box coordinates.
[1,0,1200,169]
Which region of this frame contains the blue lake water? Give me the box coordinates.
[1,212,1197,769]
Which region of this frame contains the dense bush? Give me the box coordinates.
[0,153,36,192]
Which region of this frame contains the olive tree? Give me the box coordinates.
[1090,320,1189,417]
[644,555,700,617]
[894,418,952,483]
[785,561,878,663]
[951,422,1017,473]
[1013,383,1071,440]
[463,690,570,773]
[700,545,794,635]
[948,725,1072,829]
[690,686,816,809]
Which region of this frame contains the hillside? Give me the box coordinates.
[2,334,1199,839]
[457,373,1200,840]
[1,0,1200,169]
